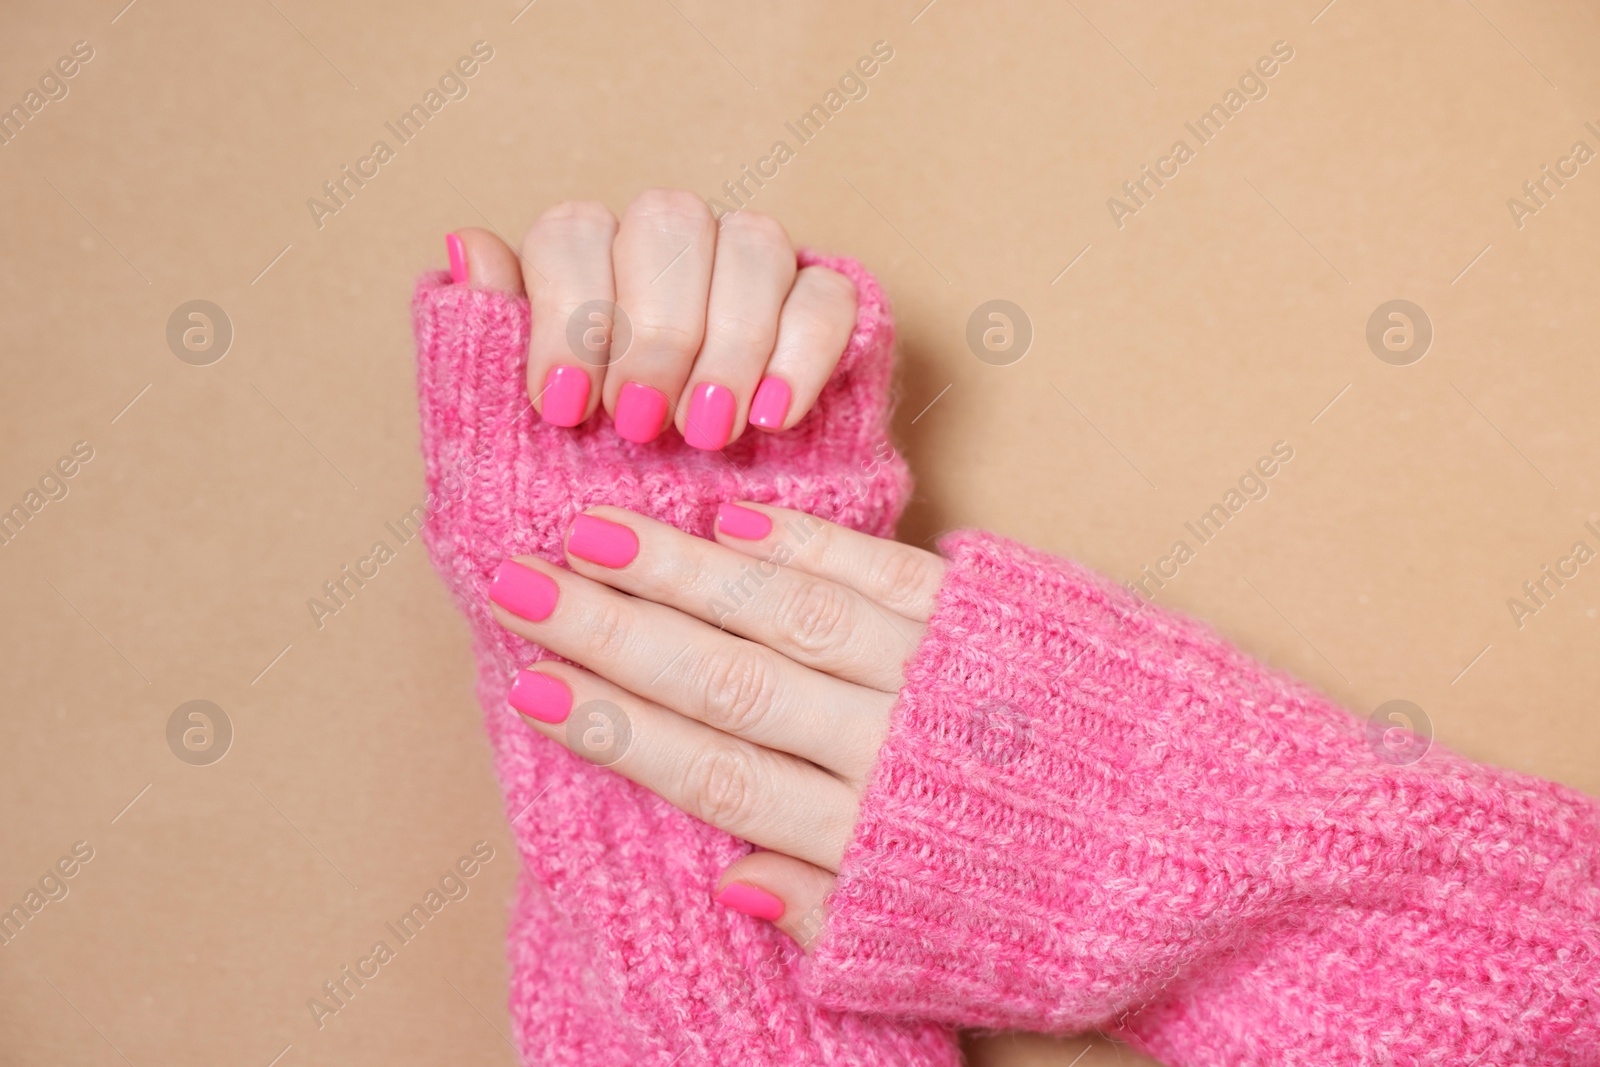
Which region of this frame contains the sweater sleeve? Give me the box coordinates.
[803,531,1600,1067]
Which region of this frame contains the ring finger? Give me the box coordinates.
[487,556,892,778]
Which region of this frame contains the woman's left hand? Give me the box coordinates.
[487,502,946,945]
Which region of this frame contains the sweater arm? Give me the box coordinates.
[803,531,1600,1067]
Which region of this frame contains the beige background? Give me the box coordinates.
[4,1,1598,1065]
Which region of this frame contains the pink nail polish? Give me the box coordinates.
[684,382,736,450]
[508,669,572,724]
[567,514,639,568]
[614,382,668,444]
[446,233,467,285]
[748,376,791,430]
[715,883,785,921]
[542,365,591,427]
[716,503,772,541]
[489,560,558,621]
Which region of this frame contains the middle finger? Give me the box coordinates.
[516,660,859,870]
[608,189,716,443]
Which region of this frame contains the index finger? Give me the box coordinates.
[564,507,920,692]
[712,503,946,623]
[522,201,618,426]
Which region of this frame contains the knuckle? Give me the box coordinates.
[707,312,772,352]
[798,265,858,306]
[867,546,942,610]
[683,744,760,830]
[694,645,778,736]
[658,539,717,598]
[776,577,853,658]
[629,318,700,357]
[718,211,791,251]
[531,199,616,235]
[626,187,711,229]
[786,268,858,337]
[577,596,633,663]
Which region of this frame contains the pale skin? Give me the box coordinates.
[454,190,945,938]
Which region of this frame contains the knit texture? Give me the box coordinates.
[805,531,1600,1066]
[412,252,957,1066]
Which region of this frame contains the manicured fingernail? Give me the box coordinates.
[748,376,791,430]
[614,382,668,443]
[684,382,736,450]
[715,883,785,921]
[542,365,591,427]
[489,560,558,622]
[567,514,639,568]
[446,233,467,285]
[509,669,571,724]
[716,503,772,541]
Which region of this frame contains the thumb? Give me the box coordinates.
[714,851,836,951]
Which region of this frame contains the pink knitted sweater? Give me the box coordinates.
[414,256,1600,1066]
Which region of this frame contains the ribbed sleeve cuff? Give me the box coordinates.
[804,531,1600,1065]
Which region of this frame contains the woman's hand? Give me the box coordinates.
[448,189,859,447]
[486,502,946,945]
